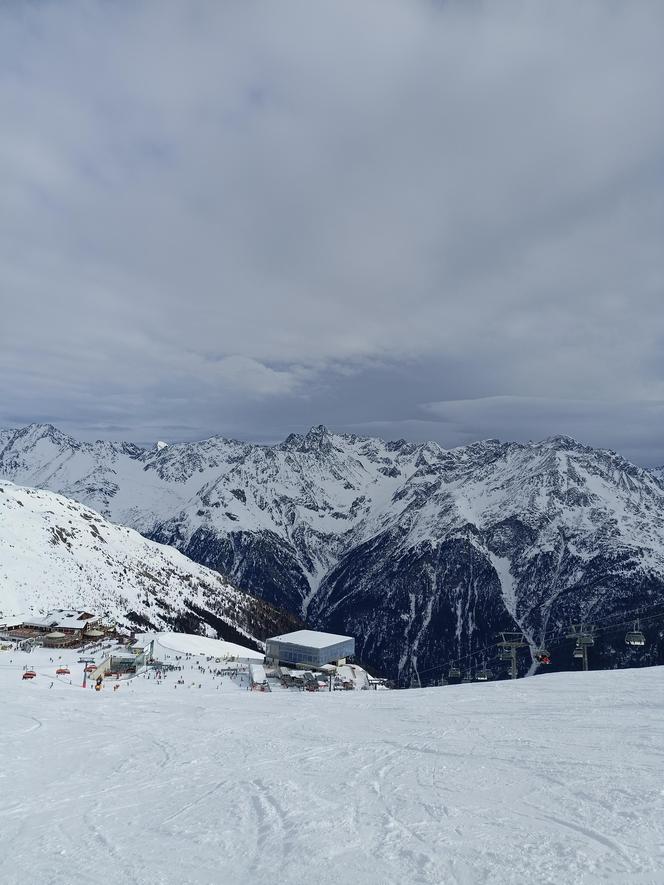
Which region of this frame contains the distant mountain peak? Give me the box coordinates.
[280,424,336,454]
[540,434,587,451]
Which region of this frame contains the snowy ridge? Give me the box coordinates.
[2,424,664,680]
[0,479,297,645]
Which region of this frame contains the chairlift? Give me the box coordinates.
[573,643,584,659]
[475,668,493,682]
[535,649,551,665]
[499,649,513,662]
[448,667,461,679]
[461,675,472,684]
[625,621,646,648]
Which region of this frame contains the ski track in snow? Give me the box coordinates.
[1,650,663,885]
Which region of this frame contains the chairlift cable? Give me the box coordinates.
[417,597,664,682]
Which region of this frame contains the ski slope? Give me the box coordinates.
[0,651,663,885]
[147,631,264,662]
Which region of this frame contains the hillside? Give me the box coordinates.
[0,479,299,646]
[1,651,663,885]
[2,423,664,681]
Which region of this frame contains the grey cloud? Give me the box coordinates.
[422,396,664,465]
[0,1,663,462]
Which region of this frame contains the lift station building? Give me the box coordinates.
[265,630,355,667]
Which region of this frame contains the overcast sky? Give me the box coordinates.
[1,1,663,462]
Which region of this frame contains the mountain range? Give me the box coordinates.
[1,422,664,682]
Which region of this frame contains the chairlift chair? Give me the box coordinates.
[461,675,472,684]
[573,643,584,659]
[535,649,551,665]
[625,621,646,647]
[475,668,493,681]
[448,667,461,679]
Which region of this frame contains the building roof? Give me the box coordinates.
[55,617,86,630]
[0,617,25,628]
[21,616,58,628]
[267,629,353,649]
[44,631,67,638]
[16,609,99,630]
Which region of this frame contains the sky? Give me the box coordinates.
[1,1,663,463]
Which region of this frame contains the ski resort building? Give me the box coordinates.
[43,631,73,649]
[5,610,104,643]
[265,630,355,667]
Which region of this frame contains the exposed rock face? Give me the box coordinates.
[2,423,664,681]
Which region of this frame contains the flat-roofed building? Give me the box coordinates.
[265,630,355,667]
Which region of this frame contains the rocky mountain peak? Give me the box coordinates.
[539,434,588,453]
[280,424,336,454]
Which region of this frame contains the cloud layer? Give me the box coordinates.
[1,1,663,461]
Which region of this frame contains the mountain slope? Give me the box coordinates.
[0,479,299,646]
[2,423,664,681]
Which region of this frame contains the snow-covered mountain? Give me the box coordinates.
[2,423,664,681]
[0,478,299,647]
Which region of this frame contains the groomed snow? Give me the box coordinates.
[147,631,264,661]
[1,647,663,884]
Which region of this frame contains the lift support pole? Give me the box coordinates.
[566,624,595,672]
[498,632,527,679]
[80,658,95,689]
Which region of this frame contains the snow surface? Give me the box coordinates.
[147,631,264,661]
[1,645,663,885]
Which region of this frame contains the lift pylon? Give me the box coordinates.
[566,624,595,671]
[497,632,527,679]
